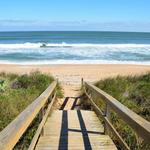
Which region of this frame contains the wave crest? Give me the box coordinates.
[1,42,150,49]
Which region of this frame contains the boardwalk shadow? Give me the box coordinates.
[77,110,92,150]
[71,97,80,110]
[58,110,68,150]
[59,96,81,110]
[58,110,102,150]
[59,97,69,110]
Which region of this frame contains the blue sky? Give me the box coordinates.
[0,0,150,32]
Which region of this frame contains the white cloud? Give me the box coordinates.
[0,19,150,32]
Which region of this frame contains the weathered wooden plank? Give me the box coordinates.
[44,111,62,137]
[80,110,104,133]
[0,81,57,150]
[68,110,84,149]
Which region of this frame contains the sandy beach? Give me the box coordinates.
[0,64,149,85]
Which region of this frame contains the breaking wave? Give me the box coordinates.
[1,42,150,49]
[0,42,150,65]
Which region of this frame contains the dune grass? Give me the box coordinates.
[94,73,150,149]
[0,71,63,149]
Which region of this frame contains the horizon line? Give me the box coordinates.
[0,30,150,33]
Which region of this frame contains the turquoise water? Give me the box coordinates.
[0,31,150,64]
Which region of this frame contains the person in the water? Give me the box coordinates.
[40,43,47,47]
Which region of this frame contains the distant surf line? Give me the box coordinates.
[1,42,150,49]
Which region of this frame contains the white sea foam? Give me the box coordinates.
[0,42,150,65]
[0,43,41,49]
[0,60,150,65]
[0,43,150,56]
[1,42,150,49]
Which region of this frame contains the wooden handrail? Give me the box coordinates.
[0,81,57,150]
[84,89,130,149]
[28,93,56,150]
[84,82,150,144]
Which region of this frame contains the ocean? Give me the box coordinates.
[0,31,150,64]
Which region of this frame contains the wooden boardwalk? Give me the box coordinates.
[35,110,117,150]
[1,81,150,150]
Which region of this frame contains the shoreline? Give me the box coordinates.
[0,62,150,66]
[0,64,149,85]
[0,63,150,66]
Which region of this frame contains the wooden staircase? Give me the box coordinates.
[0,81,150,150]
[35,110,117,150]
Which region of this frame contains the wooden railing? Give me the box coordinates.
[0,81,57,150]
[83,81,150,150]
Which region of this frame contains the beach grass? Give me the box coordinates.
[94,73,150,149]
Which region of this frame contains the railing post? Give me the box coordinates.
[81,78,84,88]
[88,93,94,111]
[48,96,51,103]
[104,104,111,135]
[39,107,45,135]
[48,93,52,103]
[39,108,44,121]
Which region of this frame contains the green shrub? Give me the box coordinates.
[94,73,150,149]
[17,74,31,88]
[0,71,56,131]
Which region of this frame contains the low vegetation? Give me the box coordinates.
[94,73,150,149]
[0,71,63,149]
